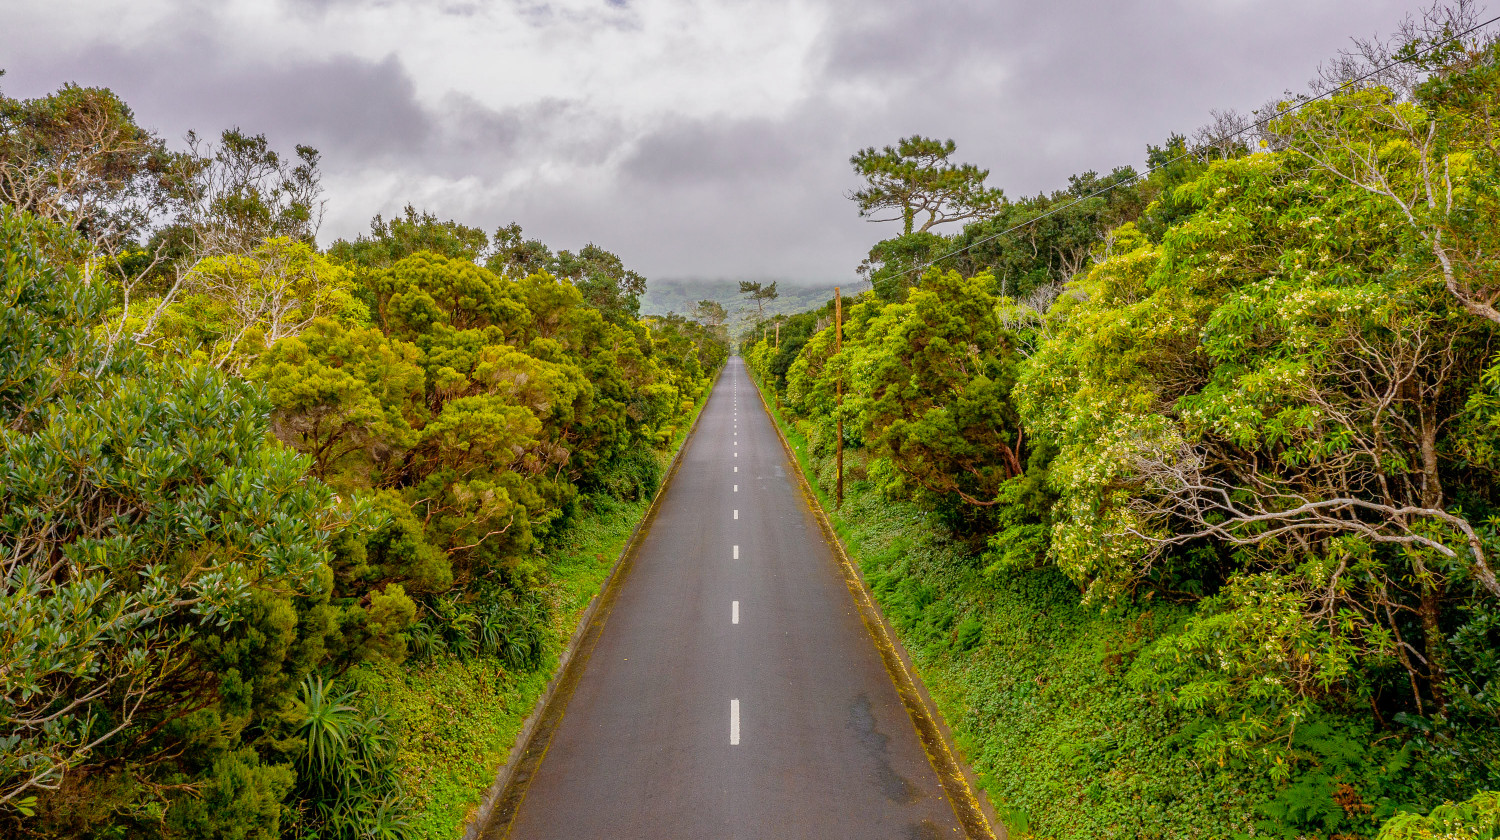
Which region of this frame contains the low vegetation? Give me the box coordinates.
[4,3,1499,838]
[0,75,726,838]
[747,10,1500,838]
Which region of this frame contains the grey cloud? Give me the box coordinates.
[0,27,598,179]
[815,0,1419,200]
[0,0,1445,283]
[3,40,432,159]
[284,0,494,18]
[622,116,813,186]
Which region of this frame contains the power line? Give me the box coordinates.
[885,12,1500,285]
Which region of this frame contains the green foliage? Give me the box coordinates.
[849,135,1005,237]
[0,207,362,837]
[124,236,368,370]
[859,268,1023,516]
[1378,791,1500,840]
[328,204,489,268]
[287,674,413,840]
[585,446,664,502]
[163,750,296,840]
[1,85,722,833]
[754,37,1500,838]
[296,675,362,786]
[0,208,101,425]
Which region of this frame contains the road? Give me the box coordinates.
[491,357,968,839]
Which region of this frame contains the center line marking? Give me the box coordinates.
[730,699,740,745]
[732,544,739,559]
[733,484,738,492]
[733,509,739,519]
[732,600,739,624]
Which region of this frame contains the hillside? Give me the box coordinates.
[641,277,857,326]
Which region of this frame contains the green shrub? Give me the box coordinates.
[1378,791,1500,840]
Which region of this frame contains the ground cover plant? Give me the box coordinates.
[746,10,1500,837]
[5,3,1500,838]
[0,75,726,837]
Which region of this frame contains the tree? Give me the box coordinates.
[0,207,351,820]
[857,269,1024,511]
[0,81,176,254]
[690,298,727,329]
[848,135,1005,236]
[486,223,645,323]
[487,221,555,278]
[738,280,778,321]
[178,127,324,256]
[1277,7,1500,326]
[0,80,194,359]
[248,319,424,483]
[1016,127,1500,766]
[328,204,489,268]
[138,237,367,370]
[551,242,646,323]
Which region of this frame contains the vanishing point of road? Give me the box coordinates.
[483,358,981,840]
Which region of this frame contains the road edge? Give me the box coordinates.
[749,370,1002,840]
[463,364,724,840]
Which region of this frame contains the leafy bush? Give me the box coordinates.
[1378,791,1500,840]
[0,207,351,833]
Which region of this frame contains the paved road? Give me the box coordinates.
[497,358,965,839]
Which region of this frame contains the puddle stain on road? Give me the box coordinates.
[906,821,944,840]
[847,693,922,806]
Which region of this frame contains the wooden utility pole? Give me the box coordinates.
[835,287,843,508]
[775,320,780,349]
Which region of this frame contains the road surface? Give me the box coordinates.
[491,357,968,839]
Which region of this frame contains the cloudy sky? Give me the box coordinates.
[2,0,1423,284]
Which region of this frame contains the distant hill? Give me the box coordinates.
[641,278,863,327]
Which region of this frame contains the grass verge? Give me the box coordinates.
[750,374,1257,840]
[354,393,711,839]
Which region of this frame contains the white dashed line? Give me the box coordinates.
[732,600,739,624]
[734,509,739,519]
[733,484,738,492]
[730,698,740,745]
[733,544,739,559]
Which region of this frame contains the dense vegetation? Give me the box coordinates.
[0,77,726,837]
[6,4,1500,838]
[747,11,1500,839]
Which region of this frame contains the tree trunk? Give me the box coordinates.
[1417,411,1448,708]
[1421,582,1448,710]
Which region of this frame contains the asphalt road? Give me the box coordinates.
[498,358,965,840]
